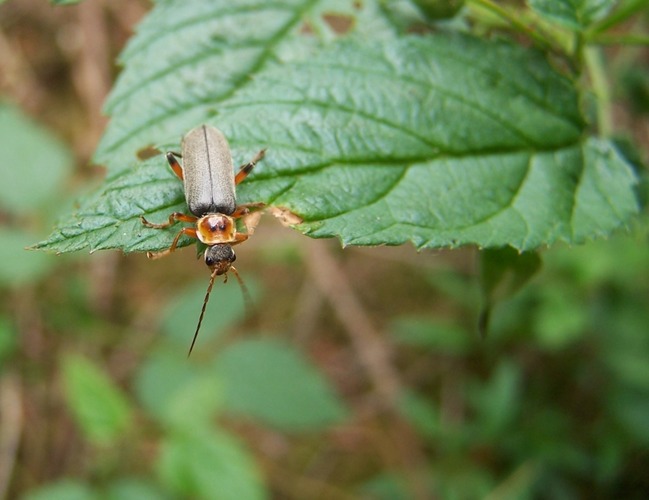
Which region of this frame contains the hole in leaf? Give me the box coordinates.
[137,145,161,160]
[322,13,355,34]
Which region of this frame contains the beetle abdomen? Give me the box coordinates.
[182,125,236,216]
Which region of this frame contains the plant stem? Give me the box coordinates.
[587,33,649,46]
[584,46,613,137]
[468,0,554,51]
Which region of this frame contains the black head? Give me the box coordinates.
[204,244,236,275]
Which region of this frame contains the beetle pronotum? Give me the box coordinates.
[141,125,265,355]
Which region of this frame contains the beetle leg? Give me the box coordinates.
[234,149,266,185]
[166,151,184,181]
[230,232,249,246]
[230,202,266,219]
[140,212,197,229]
[146,227,198,259]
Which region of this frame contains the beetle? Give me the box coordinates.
[140,124,265,355]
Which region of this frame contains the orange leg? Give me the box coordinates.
[230,232,249,246]
[140,212,197,229]
[230,202,266,219]
[166,151,184,181]
[234,149,266,185]
[146,227,198,259]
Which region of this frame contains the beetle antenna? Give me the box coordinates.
[188,267,219,357]
[230,266,252,316]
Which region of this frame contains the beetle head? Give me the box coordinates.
[204,243,236,275]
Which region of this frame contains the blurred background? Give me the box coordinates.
[1,1,648,499]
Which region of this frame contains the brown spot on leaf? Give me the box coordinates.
[300,20,315,35]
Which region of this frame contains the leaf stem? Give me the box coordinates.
[587,33,649,46]
[584,46,613,137]
[468,0,554,51]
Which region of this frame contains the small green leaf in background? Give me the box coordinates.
[398,390,441,441]
[533,285,589,349]
[134,348,221,427]
[51,0,83,4]
[0,102,72,214]
[610,391,649,444]
[390,316,472,355]
[0,315,17,362]
[480,248,542,301]
[24,480,96,500]
[479,247,542,336]
[605,349,649,392]
[0,228,53,286]
[104,478,168,500]
[156,427,265,500]
[469,361,522,439]
[0,103,70,286]
[527,0,617,30]
[213,339,347,431]
[360,473,411,500]
[61,355,133,446]
[161,276,258,349]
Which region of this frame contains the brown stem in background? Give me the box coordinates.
[301,239,433,500]
[73,0,111,155]
[0,26,45,111]
[0,375,22,500]
[66,1,115,315]
[302,239,401,406]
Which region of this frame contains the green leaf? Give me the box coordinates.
[213,339,347,430]
[104,478,168,500]
[398,390,440,441]
[94,0,328,171]
[24,480,96,500]
[527,0,617,30]
[0,228,54,286]
[135,348,222,427]
[0,315,17,362]
[360,474,411,500]
[533,285,588,349]
[469,361,521,438]
[478,247,542,336]
[35,4,639,253]
[61,355,133,445]
[480,248,542,300]
[390,316,472,354]
[156,426,266,500]
[610,391,649,444]
[0,102,72,214]
[161,276,256,349]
